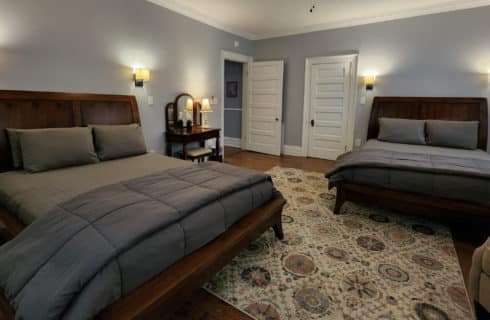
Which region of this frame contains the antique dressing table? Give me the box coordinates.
[165,93,222,161]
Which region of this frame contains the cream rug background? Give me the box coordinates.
[204,167,473,320]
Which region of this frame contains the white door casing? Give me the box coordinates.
[220,50,253,156]
[304,55,358,160]
[245,61,284,156]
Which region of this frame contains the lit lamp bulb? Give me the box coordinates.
[200,98,213,128]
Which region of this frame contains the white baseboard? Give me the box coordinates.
[224,136,242,148]
[283,145,305,157]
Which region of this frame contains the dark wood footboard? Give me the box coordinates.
[333,181,490,222]
[0,208,24,242]
[0,196,286,320]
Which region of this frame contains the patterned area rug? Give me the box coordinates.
[204,167,473,320]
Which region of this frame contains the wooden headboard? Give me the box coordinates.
[0,90,140,172]
[367,97,488,150]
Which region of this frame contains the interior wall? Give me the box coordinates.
[253,6,490,151]
[224,60,243,139]
[0,0,252,154]
[2,1,490,153]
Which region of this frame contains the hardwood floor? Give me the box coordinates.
[167,147,480,320]
[224,147,331,173]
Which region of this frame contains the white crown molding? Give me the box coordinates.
[147,0,255,40]
[254,0,490,40]
[148,0,490,41]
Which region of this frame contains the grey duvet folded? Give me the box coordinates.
[325,148,490,205]
[0,162,275,320]
[325,148,490,181]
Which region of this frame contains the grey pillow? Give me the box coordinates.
[378,118,426,145]
[6,129,24,169]
[19,127,99,173]
[426,120,479,149]
[92,124,147,161]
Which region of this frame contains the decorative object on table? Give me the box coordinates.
[205,167,472,320]
[200,98,213,128]
[226,81,238,98]
[185,98,194,127]
[133,68,150,87]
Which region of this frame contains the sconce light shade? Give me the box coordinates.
[134,68,150,87]
[364,75,376,91]
[200,98,212,113]
[185,98,194,111]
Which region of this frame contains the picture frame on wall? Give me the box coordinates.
[226,81,238,98]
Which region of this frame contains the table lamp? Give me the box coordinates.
[200,98,213,128]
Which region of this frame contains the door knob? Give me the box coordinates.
[311,119,315,127]
[275,118,279,122]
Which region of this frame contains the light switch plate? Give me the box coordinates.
[355,139,362,147]
[360,96,366,105]
[211,96,219,105]
[148,96,154,106]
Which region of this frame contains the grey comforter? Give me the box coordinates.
[325,148,490,204]
[0,162,275,320]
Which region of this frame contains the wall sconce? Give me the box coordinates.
[133,68,150,87]
[364,75,376,91]
[200,98,213,128]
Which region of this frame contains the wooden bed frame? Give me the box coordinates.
[333,96,490,223]
[0,90,285,319]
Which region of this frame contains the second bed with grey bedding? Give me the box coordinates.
[325,139,490,206]
[0,155,276,319]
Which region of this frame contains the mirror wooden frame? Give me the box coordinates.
[165,93,202,131]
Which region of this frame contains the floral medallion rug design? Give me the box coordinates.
[204,167,473,320]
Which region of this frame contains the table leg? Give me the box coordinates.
[183,143,188,160]
[166,142,172,157]
[215,135,221,162]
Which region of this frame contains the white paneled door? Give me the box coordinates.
[245,61,284,156]
[306,55,357,160]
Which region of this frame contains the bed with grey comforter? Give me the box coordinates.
[0,162,275,320]
[325,140,490,205]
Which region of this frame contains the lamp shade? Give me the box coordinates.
[134,68,150,81]
[364,75,375,86]
[185,98,194,111]
[201,98,212,113]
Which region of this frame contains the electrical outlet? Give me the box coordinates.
[360,96,366,105]
[355,139,362,147]
[148,96,154,106]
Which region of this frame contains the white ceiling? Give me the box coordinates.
[148,0,490,40]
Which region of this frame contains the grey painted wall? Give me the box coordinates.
[2,1,490,152]
[254,6,490,151]
[224,60,243,138]
[0,0,252,154]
